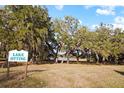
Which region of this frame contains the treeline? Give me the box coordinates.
[0,5,124,64]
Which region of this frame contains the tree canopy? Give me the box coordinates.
[0,5,124,64]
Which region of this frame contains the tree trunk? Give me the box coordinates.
[76,57,79,64]
[67,57,69,64]
[67,54,70,64]
[96,53,99,64]
[61,56,64,64]
[55,48,59,64]
[5,47,9,79]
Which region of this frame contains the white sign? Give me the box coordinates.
[8,50,28,62]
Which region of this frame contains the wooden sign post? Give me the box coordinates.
[5,50,10,79]
[25,61,28,78]
[6,58,10,79]
[8,50,28,79]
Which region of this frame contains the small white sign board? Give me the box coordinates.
[8,50,28,62]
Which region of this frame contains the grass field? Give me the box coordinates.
[0,64,124,88]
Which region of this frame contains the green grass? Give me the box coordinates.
[0,64,124,88]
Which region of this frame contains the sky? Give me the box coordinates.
[0,5,124,30]
[46,5,124,30]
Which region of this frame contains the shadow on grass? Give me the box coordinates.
[0,69,47,82]
[0,71,24,82]
[28,69,47,73]
[0,75,46,88]
[114,70,124,76]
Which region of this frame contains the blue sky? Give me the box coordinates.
[0,5,124,30]
[46,5,124,30]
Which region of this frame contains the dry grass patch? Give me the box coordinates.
[0,64,124,88]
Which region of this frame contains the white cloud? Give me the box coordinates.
[90,16,124,31]
[96,6,115,15]
[55,5,64,10]
[113,24,124,30]
[91,24,98,29]
[113,16,124,30]
[114,16,124,24]
[84,5,94,9]
[79,19,82,24]
[89,24,99,31]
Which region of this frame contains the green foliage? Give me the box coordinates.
[0,6,124,64]
[0,5,54,63]
[52,16,80,50]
